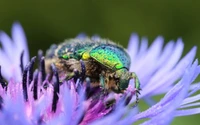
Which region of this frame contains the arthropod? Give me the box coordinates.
[45,38,141,103]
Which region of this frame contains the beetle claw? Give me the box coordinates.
[125,86,141,107]
[136,89,141,95]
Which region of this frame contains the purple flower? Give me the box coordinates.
[0,23,199,125]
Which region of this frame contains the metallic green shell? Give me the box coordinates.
[89,44,131,69]
[50,38,131,70]
[56,39,97,60]
[55,39,113,60]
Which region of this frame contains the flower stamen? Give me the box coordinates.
[0,66,7,89]
[38,50,46,82]
[33,69,38,100]
[51,63,60,112]
[28,56,36,85]
[22,63,29,101]
[20,50,24,73]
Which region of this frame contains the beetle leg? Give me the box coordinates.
[130,72,141,106]
[99,74,105,88]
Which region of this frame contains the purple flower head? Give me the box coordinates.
[0,23,200,125]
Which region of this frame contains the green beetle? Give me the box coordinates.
[45,38,141,102]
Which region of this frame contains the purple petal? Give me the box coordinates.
[12,22,29,68]
[132,60,199,123]
[175,108,200,116]
[0,31,14,59]
[182,94,200,105]
[130,37,148,71]
[141,47,196,98]
[91,35,101,40]
[127,33,139,67]
[76,33,87,39]
[187,82,200,96]
[179,102,200,109]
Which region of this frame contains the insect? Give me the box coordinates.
[45,38,141,103]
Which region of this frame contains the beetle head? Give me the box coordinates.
[115,68,131,91]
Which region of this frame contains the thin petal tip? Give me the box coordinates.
[130,33,139,39]
[12,21,21,28]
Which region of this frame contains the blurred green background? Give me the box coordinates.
[0,0,199,124]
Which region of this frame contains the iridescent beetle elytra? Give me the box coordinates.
[45,38,141,103]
